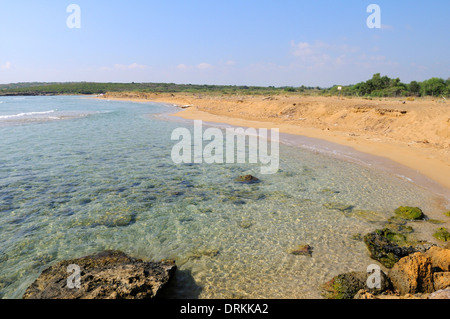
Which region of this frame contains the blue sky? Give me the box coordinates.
[0,0,448,87]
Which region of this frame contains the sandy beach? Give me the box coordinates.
[98,92,450,198]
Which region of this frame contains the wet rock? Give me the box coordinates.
[413,243,436,253]
[363,228,417,268]
[235,175,260,184]
[22,250,176,299]
[321,271,390,299]
[290,244,313,257]
[321,272,367,299]
[388,252,434,295]
[433,227,450,242]
[384,223,414,234]
[394,206,425,220]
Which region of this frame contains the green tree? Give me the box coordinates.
[408,81,421,96]
[421,78,446,97]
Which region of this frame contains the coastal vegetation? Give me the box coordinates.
[1,74,448,98]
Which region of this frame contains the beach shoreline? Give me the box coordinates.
[95,92,450,205]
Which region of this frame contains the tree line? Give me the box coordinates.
[324,74,450,98]
[0,75,448,97]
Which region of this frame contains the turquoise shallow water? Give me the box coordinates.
[0,96,448,299]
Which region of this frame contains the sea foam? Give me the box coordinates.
[0,110,57,119]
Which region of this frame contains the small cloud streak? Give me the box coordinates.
[196,62,213,70]
[380,24,394,30]
[99,63,149,72]
[1,61,12,70]
[113,63,149,70]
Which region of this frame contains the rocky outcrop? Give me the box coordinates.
[433,272,450,291]
[323,247,450,299]
[326,204,450,299]
[425,246,450,271]
[22,250,176,299]
[388,252,434,295]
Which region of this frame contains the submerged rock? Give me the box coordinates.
[394,206,425,220]
[384,222,414,234]
[428,219,445,225]
[73,210,137,228]
[349,210,386,223]
[23,250,176,299]
[235,175,260,184]
[321,271,391,299]
[180,248,220,266]
[290,244,313,257]
[363,228,417,268]
[238,218,254,229]
[323,202,354,213]
[433,227,450,242]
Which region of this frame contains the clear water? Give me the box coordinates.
[0,96,447,299]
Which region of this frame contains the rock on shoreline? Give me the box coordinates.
[322,246,450,299]
[23,250,176,299]
[322,206,450,299]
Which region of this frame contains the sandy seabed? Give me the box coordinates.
[97,92,450,204]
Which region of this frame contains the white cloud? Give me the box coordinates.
[196,62,213,70]
[113,63,149,70]
[1,61,12,70]
[176,64,189,70]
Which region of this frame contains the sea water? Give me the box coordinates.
[0,96,448,299]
